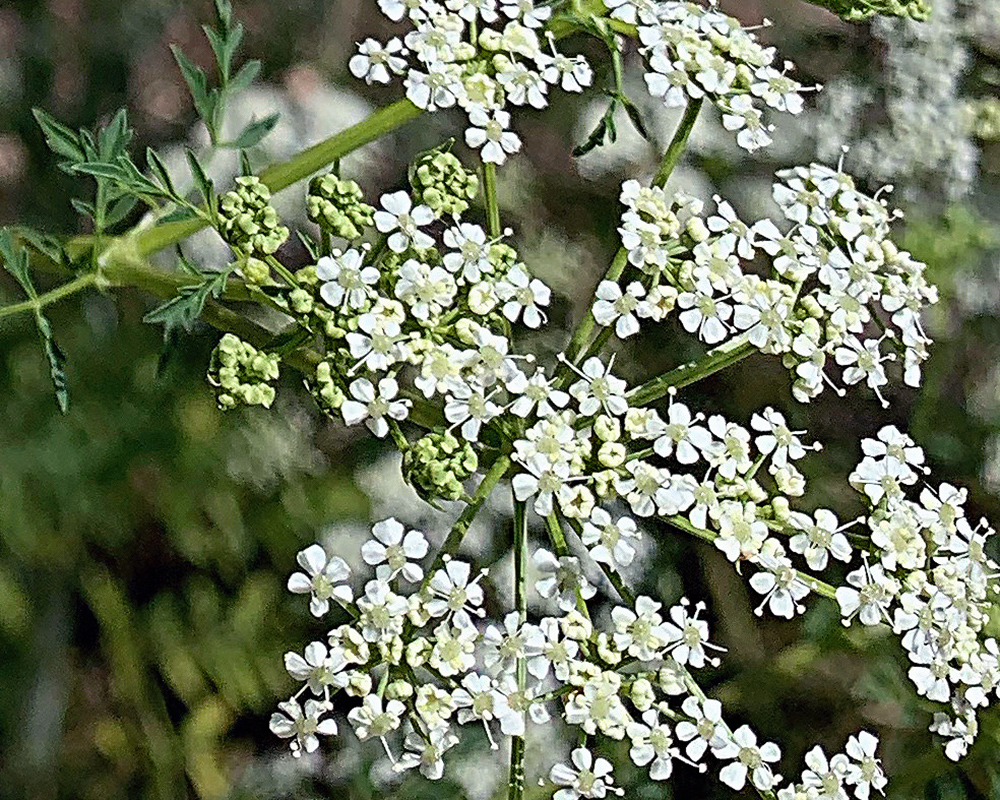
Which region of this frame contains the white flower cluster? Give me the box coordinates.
[300,184,557,443]
[602,161,937,406]
[275,521,886,797]
[776,733,888,800]
[351,0,592,164]
[607,0,812,151]
[836,426,1000,762]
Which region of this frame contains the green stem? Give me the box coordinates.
[131,99,424,258]
[651,98,703,189]
[509,496,528,800]
[561,97,703,367]
[545,514,594,622]
[420,454,512,592]
[664,514,838,600]
[561,515,636,606]
[0,272,98,321]
[628,335,755,406]
[482,162,501,238]
[265,255,300,288]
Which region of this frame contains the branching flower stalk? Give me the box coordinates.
[3,0,998,799]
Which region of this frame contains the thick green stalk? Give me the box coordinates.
[665,514,838,600]
[132,99,424,258]
[508,497,528,800]
[483,162,502,238]
[562,98,703,366]
[420,454,512,592]
[627,334,755,406]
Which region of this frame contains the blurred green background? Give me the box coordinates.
[3,1,1000,799]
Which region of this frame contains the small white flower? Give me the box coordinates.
[348,694,406,740]
[592,280,647,338]
[712,724,781,791]
[533,548,596,612]
[549,747,623,800]
[270,697,337,757]
[341,376,411,438]
[465,108,522,164]
[349,37,407,85]
[317,249,379,310]
[581,508,640,567]
[568,356,629,417]
[843,731,887,800]
[287,544,352,617]
[374,190,435,253]
[627,709,680,780]
[395,725,458,780]
[361,517,429,582]
[496,265,551,328]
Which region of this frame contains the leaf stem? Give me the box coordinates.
[0,272,98,321]
[561,97,703,367]
[627,335,755,406]
[419,454,513,592]
[482,162,502,238]
[508,496,528,800]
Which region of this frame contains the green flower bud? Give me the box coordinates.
[217,176,289,256]
[306,173,375,239]
[308,356,348,414]
[411,149,479,219]
[488,242,518,271]
[207,333,280,410]
[241,257,272,285]
[402,431,479,503]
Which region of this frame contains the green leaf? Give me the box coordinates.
[170,45,216,125]
[159,206,201,225]
[71,161,129,181]
[12,227,66,264]
[186,149,215,208]
[0,229,31,288]
[104,196,140,229]
[223,113,279,150]
[204,21,243,82]
[213,0,233,31]
[228,59,261,95]
[70,198,96,219]
[32,108,85,163]
[0,230,69,413]
[99,108,132,161]
[34,311,69,413]
[621,95,650,141]
[146,147,178,198]
[143,268,232,337]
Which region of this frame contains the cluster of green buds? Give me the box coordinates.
[218,176,289,256]
[402,431,478,503]
[306,174,375,240]
[309,358,347,415]
[812,0,929,21]
[963,98,1000,142]
[410,148,479,219]
[208,333,280,410]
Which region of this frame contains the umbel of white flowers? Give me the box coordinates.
[210,1,1000,798]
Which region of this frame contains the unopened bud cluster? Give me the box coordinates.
[307,174,375,240]
[402,431,479,503]
[218,176,289,256]
[410,149,479,219]
[208,333,280,410]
